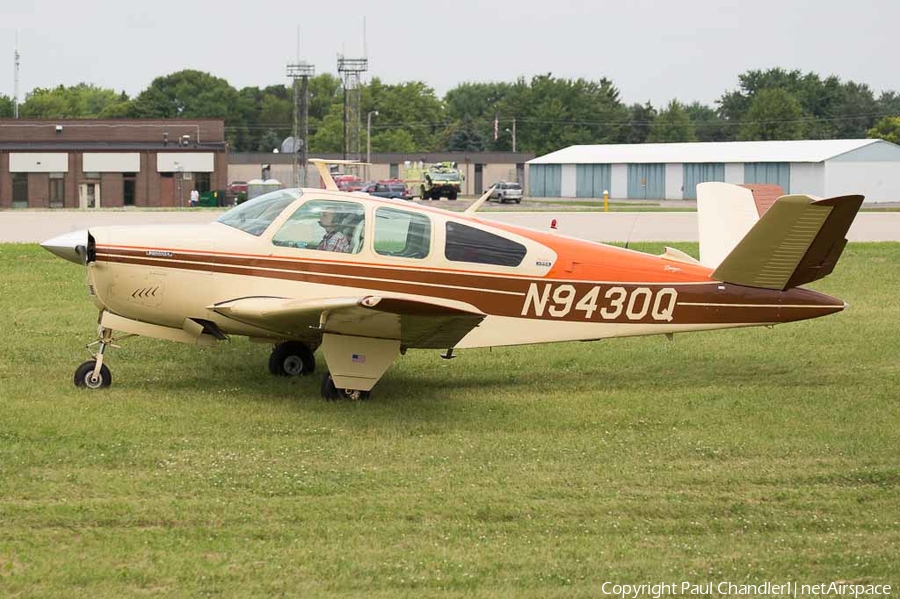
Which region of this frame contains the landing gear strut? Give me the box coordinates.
[320,372,370,401]
[268,341,316,377]
[74,326,120,389]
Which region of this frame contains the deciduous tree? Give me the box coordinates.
[868,116,900,144]
[19,83,129,118]
[738,88,805,140]
[648,100,696,142]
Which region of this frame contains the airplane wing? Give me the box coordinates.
[211,295,486,349]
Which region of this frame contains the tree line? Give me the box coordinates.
[1,67,899,155]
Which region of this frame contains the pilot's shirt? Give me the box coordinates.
[318,230,350,253]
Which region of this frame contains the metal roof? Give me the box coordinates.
[0,142,227,151]
[229,151,536,164]
[528,139,887,165]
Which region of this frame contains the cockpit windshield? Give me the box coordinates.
[217,189,302,236]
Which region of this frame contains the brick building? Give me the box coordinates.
[0,119,228,208]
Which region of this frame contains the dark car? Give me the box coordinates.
[366,182,409,200]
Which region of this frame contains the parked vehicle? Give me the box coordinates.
[227,180,248,195]
[488,181,523,204]
[365,181,410,200]
[328,174,365,192]
[405,162,463,200]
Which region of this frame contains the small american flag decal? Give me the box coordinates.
[351,354,366,364]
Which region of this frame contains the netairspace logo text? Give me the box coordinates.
[600,581,892,598]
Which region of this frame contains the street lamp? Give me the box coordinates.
[367,110,379,179]
[505,117,517,153]
[174,162,184,208]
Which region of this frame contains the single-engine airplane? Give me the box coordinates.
[42,160,862,400]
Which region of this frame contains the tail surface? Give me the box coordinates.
[711,193,863,290]
[697,182,785,268]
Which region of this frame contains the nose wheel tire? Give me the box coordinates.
[74,360,112,389]
[269,342,316,377]
[320,372,370,401]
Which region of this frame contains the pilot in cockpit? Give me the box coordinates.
[317,209,351,253]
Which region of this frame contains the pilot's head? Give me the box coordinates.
[318,209,340,231]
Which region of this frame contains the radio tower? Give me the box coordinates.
[337,50,368,161]
[14,32,20,118]
[286,27,314,187]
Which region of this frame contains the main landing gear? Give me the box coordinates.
[73,326,123,389]
[270,342,370,400]
[268,341,316,377]
[320,372,369,401]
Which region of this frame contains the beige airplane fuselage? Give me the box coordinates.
[84,190,844,351]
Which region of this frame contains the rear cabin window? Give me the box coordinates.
[444,222,526,267]
[374,207,431,259]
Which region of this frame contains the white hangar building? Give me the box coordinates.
[527,139,900,203]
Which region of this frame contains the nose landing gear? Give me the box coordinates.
[73,326,130,389]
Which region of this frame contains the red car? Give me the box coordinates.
[227,181,248,195]
[332,175,365,192]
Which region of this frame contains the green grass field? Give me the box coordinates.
[1,243,898,597]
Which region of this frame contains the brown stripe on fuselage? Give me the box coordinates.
[95,247,843,326]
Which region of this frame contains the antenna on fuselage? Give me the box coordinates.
[623,213,640,250]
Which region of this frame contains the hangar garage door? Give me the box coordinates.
[683,163,725,199]
[744,162,790,193]
[627,164,665,199]
[529,164,562,197]
[576,164,612,198]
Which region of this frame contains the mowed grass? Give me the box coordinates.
[0,243,898,597]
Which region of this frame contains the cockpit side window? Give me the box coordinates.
[444,222,526,267]
[217,189,301,236]
[272,199,366,254]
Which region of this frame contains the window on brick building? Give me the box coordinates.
[194,172,211,194]
[124,173,136,206]
[12,174,28,208]
[49,173,65,208]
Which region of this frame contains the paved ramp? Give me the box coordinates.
[1,210,899,243]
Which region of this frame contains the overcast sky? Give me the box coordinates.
[2,0,897,108]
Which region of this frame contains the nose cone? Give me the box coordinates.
[41,229,89,264]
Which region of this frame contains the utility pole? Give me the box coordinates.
[287,62,314,187]
[337,20,369,163]
[14,32,20,119]
[338,55,368,162]
[287,28,314,188]
[366,110,378,179]
[505,118,517,152]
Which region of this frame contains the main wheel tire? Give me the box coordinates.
[320,372,370,401]
[269,342,316,376]
[448,192,457,201]
[74,360,112,389]
[320,372,338,400]
[515,198,521,204]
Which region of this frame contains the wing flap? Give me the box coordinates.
[212,295,485,348]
